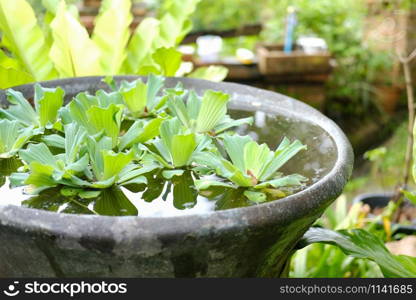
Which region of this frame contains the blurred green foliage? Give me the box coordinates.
[290,196,383,278]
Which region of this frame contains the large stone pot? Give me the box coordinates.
[0,77,353,277]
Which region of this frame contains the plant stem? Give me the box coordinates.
[402,60,415,187]
[390,48,416,221]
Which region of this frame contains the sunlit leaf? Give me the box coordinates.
[222,134,252,171]
[92,0,132,74]
[34,84,64,128]
[260,139,307,181]
[86,104,123,147]
[50,1,102,77]
[196,90,230,133]
[123,17,160,74]
[101,150,134,181]
[0,65,34,89]
[0,0,57,80]
[152,47,182,76]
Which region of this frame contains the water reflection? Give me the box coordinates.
[0,109,337,216]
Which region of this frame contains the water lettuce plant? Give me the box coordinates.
[0,0,227,89]
[1,76,308,216]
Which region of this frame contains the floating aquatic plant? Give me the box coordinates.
[1,76,307,216]
[193,134,307,203]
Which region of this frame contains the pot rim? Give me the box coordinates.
[0,76,354,239]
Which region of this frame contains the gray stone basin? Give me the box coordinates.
[0,77,353,277]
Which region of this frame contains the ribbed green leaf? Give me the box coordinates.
[196,90,230,133]
[186,91,201,120]
[168,95,191,128]
[60,92,98,128]
[119,117,164,150]
[214,116,253,134]
[120,79,147,115]
[86,104,123,147]
[222,134,252,172]
[95,90,123,107]
[101,150,134,181]
[2,89,38,126]
[162,169,184,179]
[34,84,64,128]
[92,0,132,74]
[0,0,57,80]
[49,1,102,77]
[260,139,307,181]
[64,123,86,164]
[243,141,273,179]
[87,136,112,181]
[159,118,182,153]
[42,134,65,150]
[158,0,200,47]
[171,133,196,167]
[24,162,57,189]
[0,120,33,158]
[19,143,57,167]
[145,74,165,110]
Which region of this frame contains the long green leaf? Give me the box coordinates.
[50,1,102,77]
[260,139,307,181]
[0,65,34,89]
[0,0,57,80]
[222,134,252,172]
[92,0,132,74]
[301,228,416,278]
[123,17,160,74]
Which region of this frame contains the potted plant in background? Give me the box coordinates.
[354,47,416,236]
